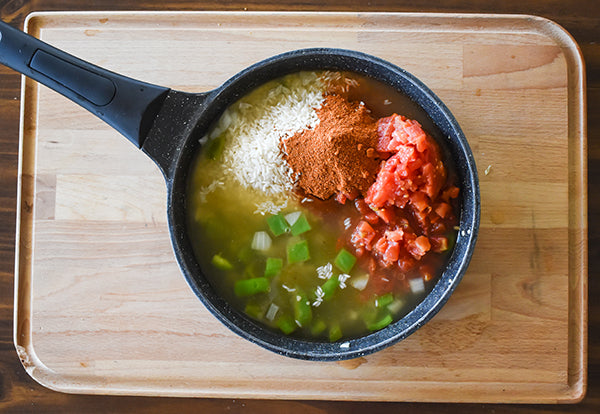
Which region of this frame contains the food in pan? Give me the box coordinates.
[186,71,459,342]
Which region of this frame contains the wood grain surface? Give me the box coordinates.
[12,11,586,403]
[0,1,598,413]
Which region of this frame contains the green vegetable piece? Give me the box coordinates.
[245,303,264,320]
[264,257,283,278]
[237,246,253,263]
[329,324,343,342]
[311,319,327,336]
[212,254,233,270]
[376,293,394,308]
[334,248,357,273]
[266,214,289,236]
[293,292,312,327]
[367,313,393,331]
[277,314,297,335]
[290,214,311,236]
[287,239,310,264]
[205,134,225,160]
[321,276,340,300]
[234,277,270,297]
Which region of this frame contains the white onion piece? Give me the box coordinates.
[251,231,272,251]
[350,274,369,291]
[266,303,279,321]
[387,299,405,314]
[409,277,425,294]
[285,211,302,226]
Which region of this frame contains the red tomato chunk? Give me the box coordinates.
[348,114,459,296]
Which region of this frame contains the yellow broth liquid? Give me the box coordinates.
[186,71,457,341]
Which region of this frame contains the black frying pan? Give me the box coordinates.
[0,19,480,360]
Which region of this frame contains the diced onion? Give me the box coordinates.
[387,299,405,314]
[266,303,279,321]
[409,277,425,294]
[350,274,369,291]
[285,211,302,226]
[251,231,272,251]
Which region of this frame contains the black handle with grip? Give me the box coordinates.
[0,19,170,147]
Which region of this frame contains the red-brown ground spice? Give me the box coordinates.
[281,94,382,201]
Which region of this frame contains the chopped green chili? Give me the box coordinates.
[234,277,270,297]
[367,313,393,331]
[211,254,233,271]
[290,214,311,236]
[293,291,312,327]
[311,319,327,336]
[376,293,394,308]
[277,314,297,335]
[245,303,264,319]
[287,239,310,264]
[334,248,357,273]
[266,214,289,236]
[321,276,340,300]
[329,324,343,342]
[205,134,225,160]
[264,257,283,278]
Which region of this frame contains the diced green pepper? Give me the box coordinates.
[234,277,270,297]
[329,324,343,342]
[237,246,253,263]
[266,214,289,236]
[376,293,394,308]
[293,291,312,327]
[245,303,264,319]
[321,276,339,300]
[367,313,393,331]
[264,257,283,278]
[211,254,233,270]
[277,314,297,335]
[290,214,311,236]
[334,248,357,273]
[205,134,225,160]
[311,319,327,336]
[287,239,310,264]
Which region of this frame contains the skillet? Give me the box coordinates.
[0,19,480,360]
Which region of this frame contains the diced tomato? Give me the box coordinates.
[383,241,400,263]
[351,220,377,251]
[406,235,431,259]
[434,202,451,219]
[409,191,430,213]
[355,198,372,215]
[430,235,449,253]
[441,185,460,202]
[373,236,387,255]
[384,228,404,242]
[397,256,416,272]
[344,112,459,299]
[364,212,380,225]
[376,116,396,151]
[374,207,395,224]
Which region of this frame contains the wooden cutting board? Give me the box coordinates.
[14,11,587,402]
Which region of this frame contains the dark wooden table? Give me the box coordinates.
[0,1,597,412]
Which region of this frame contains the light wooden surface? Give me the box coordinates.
[13,12,586,403]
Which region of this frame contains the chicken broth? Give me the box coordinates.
[186,71,459,341]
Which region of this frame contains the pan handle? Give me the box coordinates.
[0,19,170,148]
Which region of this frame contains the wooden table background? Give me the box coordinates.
[0,0,596,413]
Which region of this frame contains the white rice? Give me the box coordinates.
[210,71,329,196]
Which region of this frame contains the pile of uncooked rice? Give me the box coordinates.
[202,71,335,196]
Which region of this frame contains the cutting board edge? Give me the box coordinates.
[12,10,588,402]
